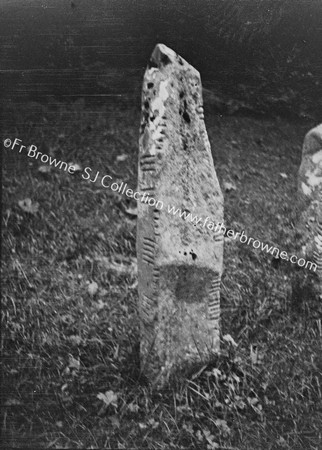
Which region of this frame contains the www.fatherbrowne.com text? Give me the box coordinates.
[166,205,316,272]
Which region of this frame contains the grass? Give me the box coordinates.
[2,98,322,449]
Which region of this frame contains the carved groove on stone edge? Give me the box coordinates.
[315,220,322,235]
[197,105,205,120]
[312,215,322,276]
[313,251,322,264]
[214,229,224,242]
[141,294,157,323]
[153,267,160,282]
[142,237,155,266]
[208,274,221,322]
[153,209,161,235]
[139,185,155,192]
[140,155,157,172]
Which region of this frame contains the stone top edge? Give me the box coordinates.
[305,123,322,140]
[148,43,200,78]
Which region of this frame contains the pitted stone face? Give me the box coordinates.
[137,44,224,385]
[297,124,322,288]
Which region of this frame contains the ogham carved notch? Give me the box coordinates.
[208,273,221,325]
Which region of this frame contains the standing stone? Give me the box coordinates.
[136,44,224,385]
[297,124,322,293]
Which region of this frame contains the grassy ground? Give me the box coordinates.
[2,98,322,449]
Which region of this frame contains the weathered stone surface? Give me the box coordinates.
[297,124,322,289]
[136,44,224,385]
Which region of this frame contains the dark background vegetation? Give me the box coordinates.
[1,1,322,449]
[1,0,322,119]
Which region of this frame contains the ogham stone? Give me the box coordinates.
[297,124,322,291]
[136,44,224,385]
